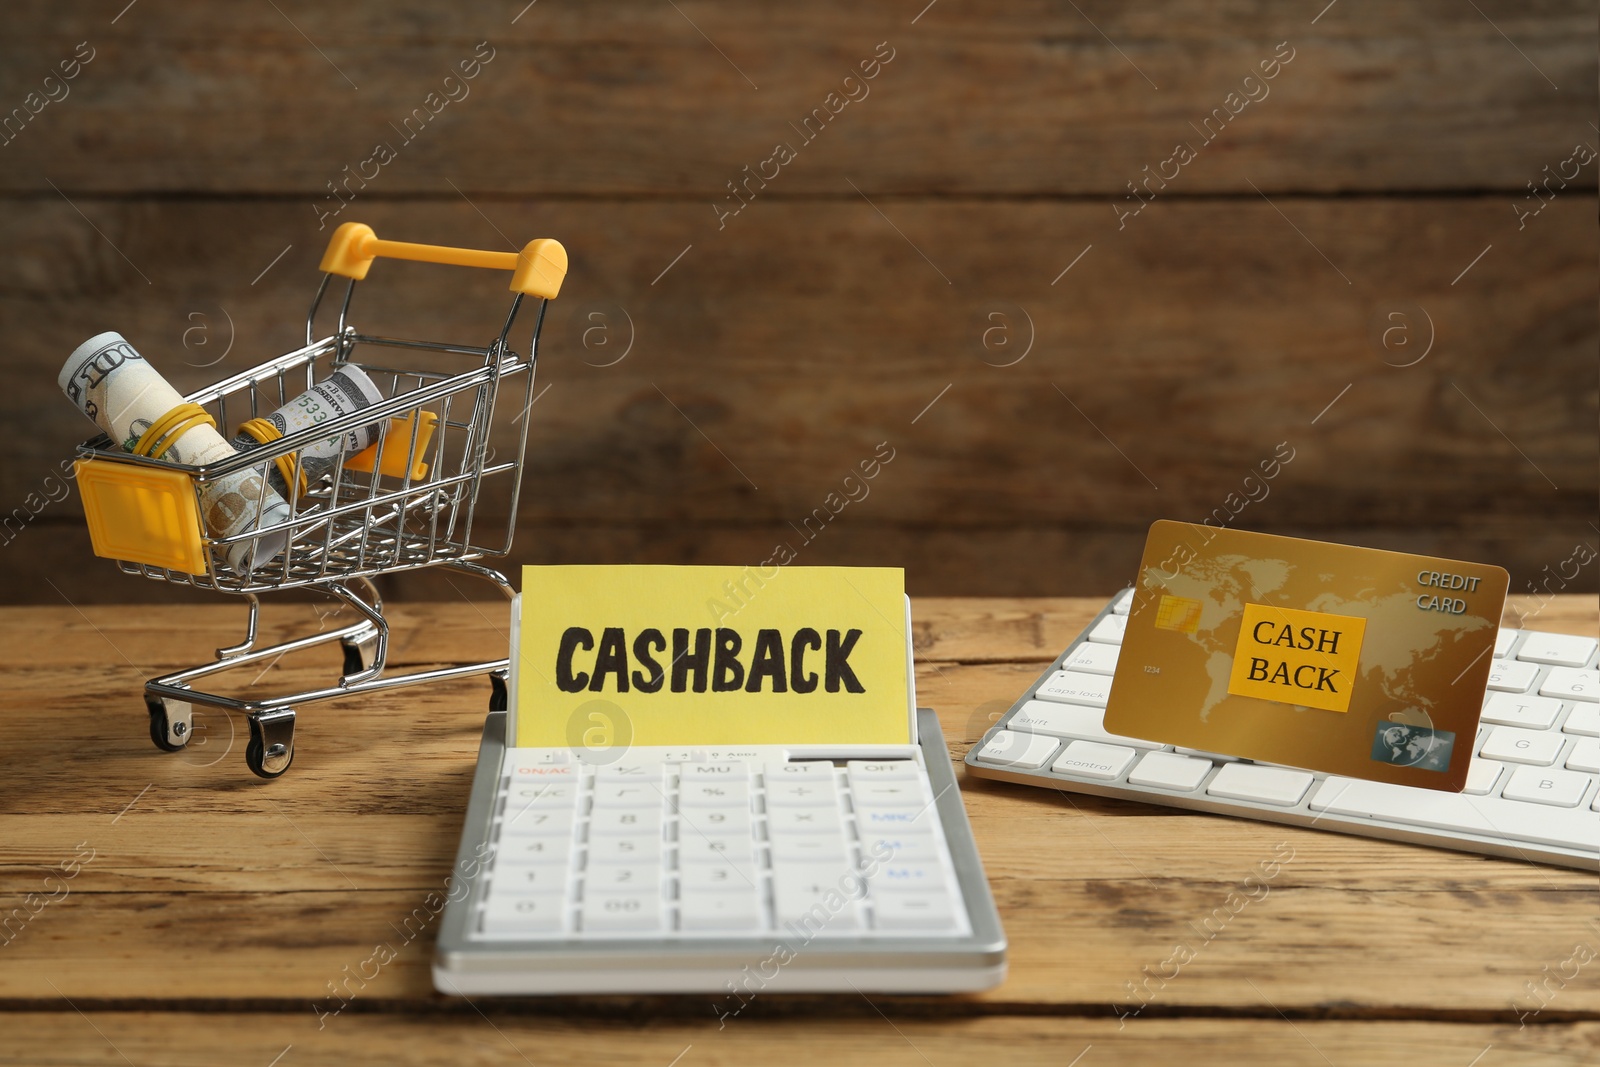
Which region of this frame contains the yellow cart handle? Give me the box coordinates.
[318,222,567,299]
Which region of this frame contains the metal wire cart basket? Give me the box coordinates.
[70,223,567,778]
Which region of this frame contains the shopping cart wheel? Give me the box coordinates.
[340,631,379,677]
[489,671,509,712]
[147,696,193,752]
[246,708,296,780]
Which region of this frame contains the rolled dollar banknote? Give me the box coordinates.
[232,364,386,497]
[59,331,291,572]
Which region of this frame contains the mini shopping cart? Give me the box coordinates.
[70,222,567,779]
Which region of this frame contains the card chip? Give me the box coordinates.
[1154,595,1202,635]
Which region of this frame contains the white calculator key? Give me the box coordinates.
[873,891,957,931]
[765,761,835,778]
[682,762,751,781]
[678,782,750,807]
[1062,641,1120,676]
[500,809,576,838]
[484,893,566,934]
[1034,670,1114,708]
[595,762,664,782]
[851,781,927,809]
[1481,692,1563,729]
[679,890,763,932]
[1486,659,1540,693]
[680,807,753,838]
[1127,751,1213,791]
[773,878,862,931]
[869,863,945,892]
[765,781,840,808]
[1501,765,1591,808]
[1479,726,1564,766]
[847,760,921,780]
[1565,705,1600,736]
[493,865,570,894]
[1051,740,1136,780]
[1111,588,1135,614]
[1206,763,1314,806]
[1009,701,1163,749]
[1517,633,1599,668]
[509,763,579,782]
[496,835,573,865]
[506,782,579,807]
[1462,758,1505,796]
[679,835,757,866]
[589,809,664,836]
[680,863,758,891]
[1542,668,1600,703]
[862,835,939,863]
[856,809,936,835]
[767,807,844,834]
[974,729,1060,769]
[593,783,664,808]
[585,864,660,893]
[1087,613,1127,644]
[587,836,661,865]
[1565,737,1600,773]
[1493,630,1519,657]
[581,893,663,933]
[770,835,850,864]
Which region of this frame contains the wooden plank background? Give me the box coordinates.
[0,1,1594,603]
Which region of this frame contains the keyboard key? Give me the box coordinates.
[1479,726,1564,766]
[847,760,921,780]
[1481,692,1563,729]
[1088,614,1127,644]
[766,781,840,808]
[1175,746,1239,763]
[593,782,664,808]
[1035,670,1114,708]
[1542,668,1600,703]
[582,892,663,933]
[590,809,664,836]
[1206,763,1313,806]
[1309,776,1600,850]
[870,863,946,892]
[1486,659,1540,693]
[1111,588,1135,614]
[586,864,660,893]
[500,809,576,838]
[1517,633,1598,668]
[1061,642,1119,676]
[679,781,750,807]
[1128,751,1213,791]
[767,807,844,834]
[1008,701,1162,749]
[873,891,958,931]
[484,893,566,934]
[1050,740,1136,780]
[1565,705,1600,736]
[1462,758,1504,796]
[1501,765,1591,808]
[974,729,1060,769]
[1493,630,1519,657]
[587,836,661,865]
[1566,737,1600,773]
[679,890,763,932]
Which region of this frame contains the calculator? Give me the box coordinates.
[433,600,1007,995]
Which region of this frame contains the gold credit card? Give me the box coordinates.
[1103,521,1508,792]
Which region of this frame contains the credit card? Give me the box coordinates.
[1102,521,1508,791]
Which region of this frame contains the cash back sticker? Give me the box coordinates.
[516,565,910,749]
[1103,521,1508,792]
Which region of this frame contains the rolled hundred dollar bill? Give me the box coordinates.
[232,364,386,497]
[59,331,291,572]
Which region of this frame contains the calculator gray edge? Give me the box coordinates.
[962,590,1600,872]
[434,709,1009,991]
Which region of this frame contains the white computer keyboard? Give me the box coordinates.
[965,589,1600,869]
[475,751,973,939]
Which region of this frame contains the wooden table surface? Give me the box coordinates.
[2,594,1596,1065]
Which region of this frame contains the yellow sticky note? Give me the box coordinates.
[1226,603,1368,713]
[515,565,910,749]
